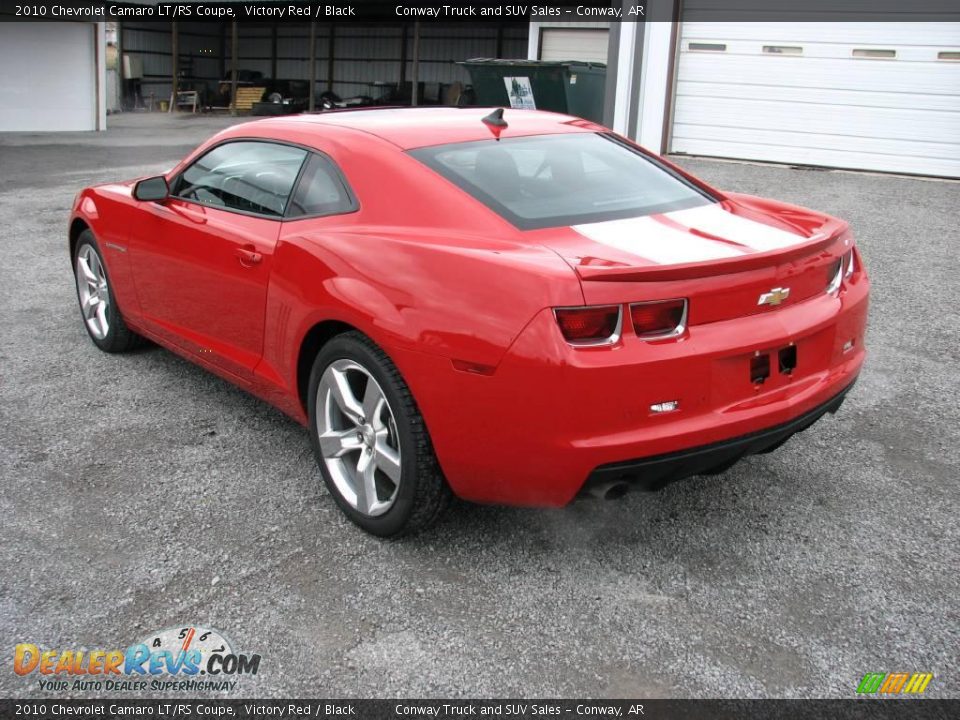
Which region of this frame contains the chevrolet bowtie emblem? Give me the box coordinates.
[758,287,791,306]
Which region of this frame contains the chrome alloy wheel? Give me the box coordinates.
[316,359,402,517]
[75,245,110,340]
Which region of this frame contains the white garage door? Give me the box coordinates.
[671,22,960,178]
[540,28,609,63]
[0,23,97,132]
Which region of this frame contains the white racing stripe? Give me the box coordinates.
[666,204,810,252]
[572,214,745,265]
[572,203,811,265]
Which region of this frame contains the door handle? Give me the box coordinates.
[237,246,262,267]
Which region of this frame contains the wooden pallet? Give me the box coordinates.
[233,87,266,112]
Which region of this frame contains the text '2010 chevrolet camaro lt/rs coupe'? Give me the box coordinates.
[70,107,868,536]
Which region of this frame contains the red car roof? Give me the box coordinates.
[255,107,605,150]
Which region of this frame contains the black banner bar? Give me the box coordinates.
[1,699,958,720]
[1,0,959,23]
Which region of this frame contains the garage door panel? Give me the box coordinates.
[683,39,956,63]
[540,28,609,63]
[675,80,960,112]
[673,98,960,143]
[677,55,958,95]
[683,21,960,47]
[674,137,960,177]
[673,124,960,162]
[0,23,96,132]
[671,21,960,177]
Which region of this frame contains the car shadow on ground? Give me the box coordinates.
[112,329,781,558]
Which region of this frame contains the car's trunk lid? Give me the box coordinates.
[528,194,850,323]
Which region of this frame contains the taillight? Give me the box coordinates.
[826,258,843,294]
[554,305,621,345]
[630,299,687,339]
[827,248,856,294]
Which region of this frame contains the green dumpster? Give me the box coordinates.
[458,59,607,124]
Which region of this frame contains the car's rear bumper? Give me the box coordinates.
[389,272,868,507]
[581,378,855,498]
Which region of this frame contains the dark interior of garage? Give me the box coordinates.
[117,21,530,114]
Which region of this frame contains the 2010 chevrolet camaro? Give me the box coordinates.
[69,107,868,536]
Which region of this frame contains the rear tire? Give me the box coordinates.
[308,332,450,537]
[73,230,143,353]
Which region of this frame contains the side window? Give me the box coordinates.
[286,154,357,218]
[173,141,307,217]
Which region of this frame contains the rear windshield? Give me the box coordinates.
[409,133,714,230]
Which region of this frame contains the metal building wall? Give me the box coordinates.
[413,23,528,84]
[121,22,222,103]
[275,24,329,82]
[330,25,405,97]
[120,22,173,103]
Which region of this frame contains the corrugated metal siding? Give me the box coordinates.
[121,22,224,102]
[330,25,404,97]
[121,23,173,101]
[671,21,960,177]
[275,25,328,83]
[403,24,528,88]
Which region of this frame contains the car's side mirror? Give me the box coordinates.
[133,176,169,202]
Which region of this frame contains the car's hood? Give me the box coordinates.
[527,194,848,282]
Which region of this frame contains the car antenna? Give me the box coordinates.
[481,108,508,140]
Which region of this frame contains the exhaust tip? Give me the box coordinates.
[582,480,631,500]
[603,482,630,500]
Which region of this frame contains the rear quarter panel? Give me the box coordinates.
[260,222,584,422]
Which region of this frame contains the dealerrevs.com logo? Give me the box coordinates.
[14,625,261,693]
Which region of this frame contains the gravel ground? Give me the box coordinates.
[0,114,957,699]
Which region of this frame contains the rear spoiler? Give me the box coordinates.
[576,231,841,283]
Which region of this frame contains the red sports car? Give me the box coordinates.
[69,107,868,536]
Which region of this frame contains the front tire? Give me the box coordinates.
[73,230,143,353]
[308,332,450,537]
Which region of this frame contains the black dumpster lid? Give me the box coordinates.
[457,58,606,69]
